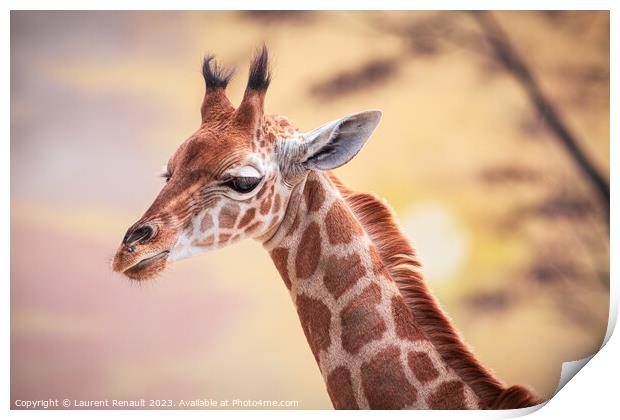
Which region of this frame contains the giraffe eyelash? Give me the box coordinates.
[159,171,172,182]
[159,165,171,179]
[223,176,262,194]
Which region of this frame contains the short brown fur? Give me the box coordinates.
[328,173,540,409]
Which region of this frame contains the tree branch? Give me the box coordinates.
[470,11,609,217]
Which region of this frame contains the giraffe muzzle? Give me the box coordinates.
[113,221,175,280]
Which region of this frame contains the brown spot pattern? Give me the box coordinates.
[296,294,331,362]
[368,245,388,276]
[408,351,440,383]
[295,223,321,279]
[245,221,262,235]
[192,235,215,247]
[260,195,273,215]
[427,380,468,409]
[271,248,291,290]
[392,295,426,341]
[201,213,213,232]
[340,283,386,354]
[361,346,417,409]
[218,233,231,243]
[326,366,359,409]
[304,179,325,212]
[220,203,240,228]
[325,200,363,244]
[256,180,270,200]
[261,115,298,144]
[286,212,301,237]
[238,208,256,229]
[323,253,366,299]
[272,193,281,213]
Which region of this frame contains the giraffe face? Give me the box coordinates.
[112,113,291,280]
[112,47,381,281]
[164,116,294,262]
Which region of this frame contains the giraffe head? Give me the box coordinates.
[112,47,381,280]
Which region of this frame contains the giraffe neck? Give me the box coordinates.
[263,172,482,409]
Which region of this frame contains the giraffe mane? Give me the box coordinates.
[328,173,540,409]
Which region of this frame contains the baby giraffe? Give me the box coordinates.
[112,47,540,410]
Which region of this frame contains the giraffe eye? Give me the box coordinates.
[225,176,262,193]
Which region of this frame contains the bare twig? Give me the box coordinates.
[470,11,610,217]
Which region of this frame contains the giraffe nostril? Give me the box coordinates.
[123,225,154,245]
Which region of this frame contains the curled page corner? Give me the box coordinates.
[539,276,617,409]
[492,283,616,418]
[555,355,595,395]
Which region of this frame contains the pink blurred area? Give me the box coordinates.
[11,223,244,403]
[11,10,331,408]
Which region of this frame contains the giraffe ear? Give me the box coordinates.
[300,110,382,170]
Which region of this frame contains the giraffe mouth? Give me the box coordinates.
[122,250,170,280]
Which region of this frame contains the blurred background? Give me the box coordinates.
[11,11,609,409]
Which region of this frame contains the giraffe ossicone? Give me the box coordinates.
[112,46,541,410]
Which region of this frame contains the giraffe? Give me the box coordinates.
[112,47,540,410]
